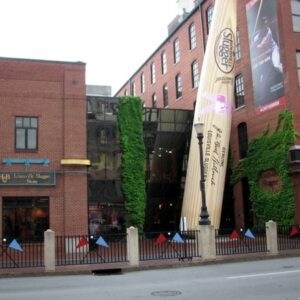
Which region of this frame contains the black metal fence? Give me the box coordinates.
[277,224,300,250]
[139,231,200,261]
[0,238,44,269]
[215,227,267,255]
[55,233,127,266]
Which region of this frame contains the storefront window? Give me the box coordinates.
[2,197,49,242]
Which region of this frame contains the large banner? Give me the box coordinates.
[246,0,285,114]
[181,0,236,229]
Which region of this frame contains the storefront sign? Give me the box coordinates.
[0,172,56,186]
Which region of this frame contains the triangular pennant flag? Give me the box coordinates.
[96,236,109,248]
[245,229,255,239]
[290,226,299,237]
[229,230,239,240]
[172,232,184,244]
[8,239,23,252]
[155,233,167,244]
[76,237,89,248]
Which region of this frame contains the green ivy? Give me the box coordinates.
[117,96,146,231]
[231,111,297,225]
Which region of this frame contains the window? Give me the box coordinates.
[189,23,196,50]
[206,5,214,33]
[235,74,245,108]
[235,28,241,60]
[124,89,128,96]
[16,117,38,150]
[131,81,136,96]
[191,60,199,89]
[292,0,300,32]
[151,63,156,84]
[238,122,248,159]
[152,93,157,108]
[3,197,49,242]
[297,51,300,85]
[175,74,183,99]
[173,39,180,64]
[141,73,145,93]
[163,85,169,107]
[161,51,167,74]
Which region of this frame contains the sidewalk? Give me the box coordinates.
[1,249,300,278]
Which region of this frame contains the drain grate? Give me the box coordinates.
[92,268,123,275]
[151,290,182,297]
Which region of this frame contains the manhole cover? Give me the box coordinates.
[151,290,182,297]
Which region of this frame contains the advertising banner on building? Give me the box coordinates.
[246,0,285,114]
[181,0,236,229]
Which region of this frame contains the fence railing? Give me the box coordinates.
[215,227,267,255]
[1,222,300,271]
[55,233,127,266]
[139,231,200,261]
[0,238,44,269]
[277,225,300,250]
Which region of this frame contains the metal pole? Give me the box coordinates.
[197,132,210,225]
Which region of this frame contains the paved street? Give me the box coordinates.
[1,257,300,300]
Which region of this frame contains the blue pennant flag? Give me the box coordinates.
[96,236,109,248]
[8,239,23,252]
[172,233,184,244]
[245,229,255,239]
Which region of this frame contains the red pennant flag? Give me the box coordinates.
[290,226,299,237]
[155,233,167,244]
[229,230,239,240]
[76,237,89,248]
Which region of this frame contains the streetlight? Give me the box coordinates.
[194,121,210,225]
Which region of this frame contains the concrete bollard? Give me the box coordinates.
[266,220,279,255]
[197,225,216,261]
[127,227,139,266]
[44,229,55,272]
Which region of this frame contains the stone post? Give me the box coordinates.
[127,227,139,266]
[266,220,278,255]
[44,229,55,272]
[197,225,216,261]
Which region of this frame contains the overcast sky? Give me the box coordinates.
[0,0,180,94]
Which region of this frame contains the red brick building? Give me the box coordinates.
[0,57,89,240]
[115,0,300,228]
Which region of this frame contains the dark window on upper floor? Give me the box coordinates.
[15,117,38,150]
[189,23,196,50]
[175,74,183,99]
[191,60,199,89]
[151,63,156,84]
[296,51,300,85]
[141,73,145,93]
[236,28,241,60]
[161,51,167,74]
[152,93,157,108]
[173,39,180,64]
[163,85,169,107]
[235,74,245,108]
[131,81,136,96]
[206,5,214,34]
[238,122,248,159]
[292,0,300,32]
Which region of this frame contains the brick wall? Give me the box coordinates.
[0,58,88,236]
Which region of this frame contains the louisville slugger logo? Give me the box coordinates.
[214,28,235,74]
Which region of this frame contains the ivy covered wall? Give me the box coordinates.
[117,96,146,231]
[231,111,298,225]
